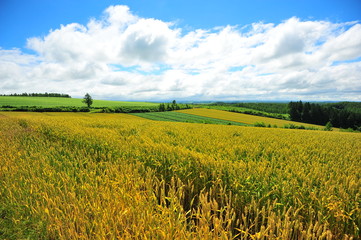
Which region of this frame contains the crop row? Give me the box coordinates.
[131,111,248,126]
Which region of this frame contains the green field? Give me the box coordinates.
[0,96,158,108]
[132,109,325,130]
[131,111,248,126]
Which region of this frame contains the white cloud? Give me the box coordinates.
[320,24,361,62]
[120,18,177,64]
[1,5,361,101]
[104,5,137,27]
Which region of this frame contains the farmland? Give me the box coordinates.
[0,111,360,239]
[198,105,289,120]
[179,108,324,129]
[131,111,248,126]
[0,96,158,108]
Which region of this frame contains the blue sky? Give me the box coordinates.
[1,0,360,49]
[1,0,361,101]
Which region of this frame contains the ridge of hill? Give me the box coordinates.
[0,96,157,108]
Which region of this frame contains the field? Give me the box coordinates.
[0,96,158,108]
[179,108,324,129]
[198,105,289,119]
[0,111,360,239]
[131,111,248,126]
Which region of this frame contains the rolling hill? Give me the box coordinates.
[0,96,158,108]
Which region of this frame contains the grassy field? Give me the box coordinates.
[179,108,325,129]
[131,111,248,126]
[1,112,360,239]
[0,96,158,108]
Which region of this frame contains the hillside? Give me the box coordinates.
[0,96,158,108]
[205,102,289,114]
[179,108,324,129]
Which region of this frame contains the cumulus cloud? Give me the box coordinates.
[1,5,361,101]
[120,18,177,64]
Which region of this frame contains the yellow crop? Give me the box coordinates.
[0,112,360,239]
[179,108,324,128]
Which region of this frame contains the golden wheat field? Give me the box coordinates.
[0,112,360,239]
[179,108,324,129]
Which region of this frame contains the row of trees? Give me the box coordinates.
[0,93,71,98]
[83,94,193,111]
[158,100,191,111]
[289,101,361,129]
[233,102,288,114]
[326,102,361,114]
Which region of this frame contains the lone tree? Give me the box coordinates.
[83,93,93,108]
[324,121,333,131]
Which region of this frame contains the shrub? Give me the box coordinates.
[254,122,266,127]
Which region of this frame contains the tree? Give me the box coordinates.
[324,121,333,131]
[83,93,93,108]
[302,102,311,123]
[171,100,180,110]
[288,101,302,122]
[159,103,166,112]
[310,104,324,125]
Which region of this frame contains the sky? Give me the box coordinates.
[1,0,361,101]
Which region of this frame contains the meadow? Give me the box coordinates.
[0,96,158,108]
[0,112,360,239]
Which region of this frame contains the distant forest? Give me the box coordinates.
[207,101,361,130]
[232,102,288,114]
[325,101,361,114]
[0,93,71,98]
[289,101,361,130]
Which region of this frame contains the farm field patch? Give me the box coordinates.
[199,105,289,119]
[0,112,360,239]
[179,108,324,129]
[131,111,248,126]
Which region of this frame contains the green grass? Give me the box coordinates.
[0,96,158,108]
[131,111,249,126]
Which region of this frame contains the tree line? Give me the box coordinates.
[0,93,71,98]
[289,101,361,130]
[158,100,191,112]
[233,102,288,114]
[326,102,361,114]
[209,102,288,114]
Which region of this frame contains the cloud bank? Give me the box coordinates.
[1,5,361,101]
